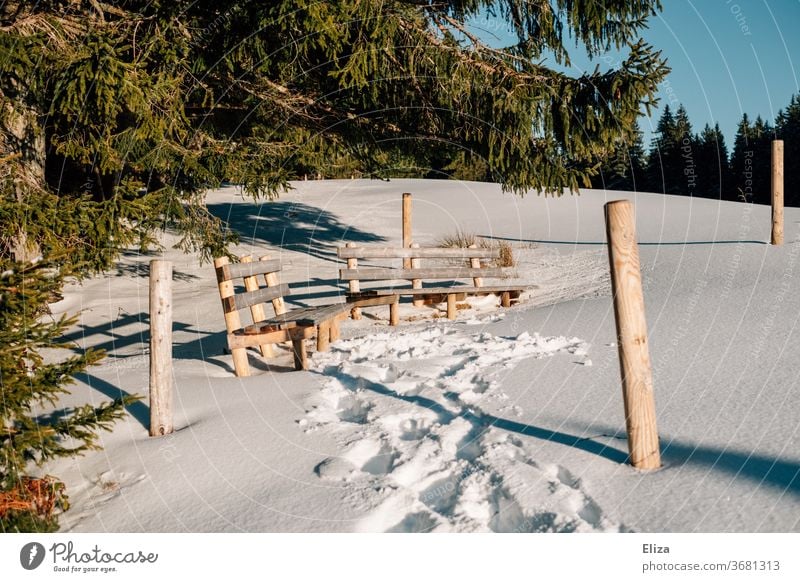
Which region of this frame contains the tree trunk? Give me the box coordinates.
[1,83,46,262]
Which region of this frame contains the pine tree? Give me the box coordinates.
[0,259,137,531]
[646,104,677,193]
[671,105,697,196]
[695,123,732,199]
[1,1,669,264]
[776,94,800,207]
[730,114,773,203]
[591,124,646,191]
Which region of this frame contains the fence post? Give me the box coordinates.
[402,193,412,269]
[772,140,784,246]
[149,260,174,437]
[604,201,660,470]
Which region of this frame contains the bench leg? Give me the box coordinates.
[232,347,250,377]
[259,344,275,358]
[330,318,341,343]
[446,294,456,320]
[317,321,331,352]
[501,291,511,308]
[389,301,399,326]
[350,306,362,320]
[292,338,308,370]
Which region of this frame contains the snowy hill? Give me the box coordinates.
[48,179,800,532]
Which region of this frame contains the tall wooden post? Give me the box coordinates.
[772,140,784,246]
[604,201,660,470]
[402,193,412,269]
[149,260,174,437]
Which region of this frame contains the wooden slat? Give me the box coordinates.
[227,325,314,350]
[346,294,400,307]
[339,267,508,281]
[346,285,535,298]
[263,303,352,326]
[222,283,290,313]
[337,247,500,259]
[216,259,282,282]
[259,255,287,316]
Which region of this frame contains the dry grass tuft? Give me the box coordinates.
[437,230,477,249]
[437,230,515,267]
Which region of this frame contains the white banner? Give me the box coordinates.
[1,533,798,581]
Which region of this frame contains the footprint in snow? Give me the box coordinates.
[305,326,621,532]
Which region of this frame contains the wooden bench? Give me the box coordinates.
[214,255,395,376]
[338,244,533,320]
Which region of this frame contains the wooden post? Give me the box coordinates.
[346,242,361,320]
[292,338,308,370]
[316,321,331,352]
[149,260,174,437]
[402,193,412,269]
[215,256,250,377]
[411,243,424,307]
[330,317,342,342]
[468,243,483,288]
[446,293,457,320]
[389,301,399,326]
[240,256,274,358]
[259,255,286,316]
[604,200,660,470]
[772,140,784,246]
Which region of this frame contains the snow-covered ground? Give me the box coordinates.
[47,179,800,532]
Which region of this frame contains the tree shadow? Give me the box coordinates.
[60,312,212,356]
[480,234,768,246]
[73,372,150,429]
[561,422,799,496]
[111,263,199,281]
[207,200,386,263]
[659,439,800,496]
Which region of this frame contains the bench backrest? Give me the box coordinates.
[337,244,509,290]
[214,255,288,333]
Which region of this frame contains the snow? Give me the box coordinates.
[45,179,800,532]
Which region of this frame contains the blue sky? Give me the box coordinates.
[640,0,800,144]
[472,0,800,147]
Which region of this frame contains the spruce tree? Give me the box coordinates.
[646,104,677,193]
[0,259,136,531]
[592,124,646,191]
[695,123,732,200]
[776,94,800,207]
[672,105,697,196]
[730,114,773,204]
